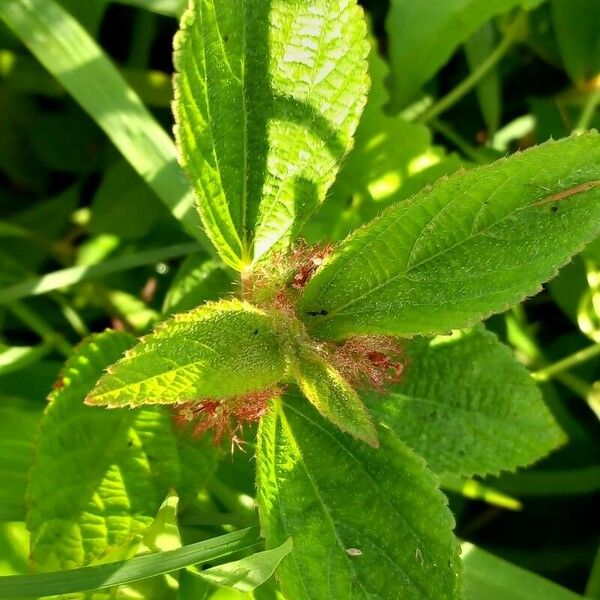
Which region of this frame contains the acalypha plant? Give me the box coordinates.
[12,0,600,598]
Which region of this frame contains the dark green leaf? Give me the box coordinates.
[256,396,463,599]
[299,133,600,339]
[369,329,565,476]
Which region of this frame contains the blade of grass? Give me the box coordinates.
[113,0,185,18]
[463,542,585,599]
[0,50,172,108]
[0,527,260,599]
[0,0,208,249]
[0,242,201,304]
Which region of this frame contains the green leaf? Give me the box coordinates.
[162,255,232,316]
[256,396,463,599]
[27,331,181,575]
[465,22,502,135]
[386,0,543,110]
[312,25,461,242]
[0,397,41,522]
[293,351,378,447]
[173,0,370,268]
[368,329,565,477]
[551,0,600,85]
[86,300,287,407]
[299,133,600,339]
[199,537,293,592]
[0,527,261,599]
[462,542,585,599]
[89,161,168,242]
[0,0,208,247]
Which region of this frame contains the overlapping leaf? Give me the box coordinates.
[293,351,377,447]
[368,328,565,477]
[87,300,287,407]
[173,0,369,268]
[299,133,600,339]
[27,331,180,580]
[257,396,462,599]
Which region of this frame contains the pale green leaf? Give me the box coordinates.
[256,396,462,599]
[386,0,543,110]
[368,329,565,477]
[86,300,287,407]
[299,133,600,339]
[199,537,292,592]
[463,542,585,599]
[293,351,378,447]
[0,0,208,246]
[0,242,201,304]
[142,491,182,553]
[551,0,600,85]
[27,331,181,583]
[173,0,370,268]
[0,527,261,599]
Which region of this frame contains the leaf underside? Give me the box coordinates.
[256,395,463,599]
[299,132,600,339]
[369,328,566,477]
[173,0,369,268]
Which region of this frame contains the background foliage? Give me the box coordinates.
[0,0,598,598]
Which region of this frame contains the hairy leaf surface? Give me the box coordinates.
[87,300,286,407]
[293,351,378,446]
[369,329,565,477]
[256,396,462,599]
[173,0,369,268]
[299,133,600,339]
[27,331,180,580]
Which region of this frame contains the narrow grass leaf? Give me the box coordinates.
[0,528,260,599]
[0,0,207,246]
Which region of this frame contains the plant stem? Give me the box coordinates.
[576,86,600,134]
[532,343,600,382]
[7,300,72,357]
[430,118,487,164]
[419,32,515,124]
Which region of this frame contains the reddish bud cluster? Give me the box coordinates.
[326,335,406,394]
[289,241,333,290]
[172,386,283,450]
[242,241,333,313]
